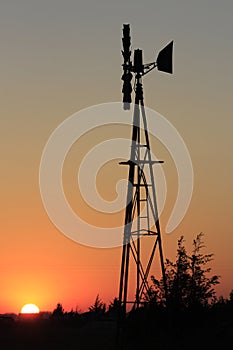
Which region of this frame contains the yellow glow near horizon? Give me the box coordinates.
[21,304,40,314]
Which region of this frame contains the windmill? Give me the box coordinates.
[119,24,173,317]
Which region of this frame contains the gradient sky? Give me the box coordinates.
[1,0,233,313]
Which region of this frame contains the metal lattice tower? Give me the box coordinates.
[118,24,173,316]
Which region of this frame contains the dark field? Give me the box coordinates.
[1,306,233,350]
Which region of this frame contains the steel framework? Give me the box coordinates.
[118,24,173,318]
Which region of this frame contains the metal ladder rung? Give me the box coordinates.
[133,184,152,186]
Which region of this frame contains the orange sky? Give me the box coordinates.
[1,1,233,314]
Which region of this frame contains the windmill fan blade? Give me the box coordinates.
[156,41,173,74]
[122,24,132,109]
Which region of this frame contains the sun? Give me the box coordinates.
[21,303,40,314]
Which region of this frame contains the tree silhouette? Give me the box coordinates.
[52,303,64,319]
[229,290,233,303]
[89,294,106,315]
[149,236,190,308]
[149,233,220,310]
[167,236,190,309]
[188,233,219,308]
[108,297,120,314]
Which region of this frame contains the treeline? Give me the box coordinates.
[47,233,233,349]
[51,233,232,317]
[1,233,232,349]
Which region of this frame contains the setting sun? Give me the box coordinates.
[21,304,40,314]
